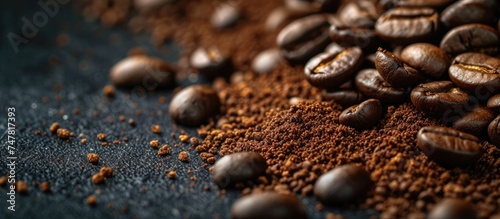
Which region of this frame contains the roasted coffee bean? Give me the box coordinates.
[416,126,483,167]
[410,81,470,119]
[304,47,363,90]
[314,164,372,205]
[322,89,365,108]
[110,55,175,88]
[400,43,450,79]
[337,0,379,28]
[276,14,331,63]
[375,48,423,87]
[488,115,500,148]
[211,152,267,187]
[375,7,439,45]
[231,192,308,219]
[486,94,500,112]
[285,0,338,13]
[251,48,281,74]
[452,106,495,137]
[440,24,500,57]
[264,7,308,32]
[169,84,220,126]
[428,198,477,219]
[211,3,240,29]
[392,0,454,8]
[190,46,231,76]
[355,69,410,104]
[329,25,380,50]
[448,52,500,95]
[339,99,382,130]
[440,0,498,29]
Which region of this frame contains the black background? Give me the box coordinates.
[0,1,376,218]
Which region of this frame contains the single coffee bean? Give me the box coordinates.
[355,69,410,104]
[487,115,500,148]
[337,0,379,28]
[440,24,500,57]
[448,52,500,95]
[486,94,500,112]
[375,47,423,87]
[190,46,231,76]
[375,7,439,45]
[211,3,240,29]
[452,106,495,137]
[110,55,175,88]
[322,89,365,108]
[314,164,372,205]
[231,192,308,219]
[428,198,477,219]
[211,152,267,187]
[416,126,483,167]
[251,48,281,74]
[440,0,498,29]
[400,43,450,79]
[264,7,309,32]
[276,14,331,63]
[304,47,362,90]
[339,99,382,130]
[329,25,380,50]
[169,84,220,126]
[410,81,470,119]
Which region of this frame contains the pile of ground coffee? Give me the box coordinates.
[73,0,500,218]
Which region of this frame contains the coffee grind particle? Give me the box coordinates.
[100,167,113,177]
[91,173,105,184]
[167,171,176,179]
[56,128,70,140]
[87,195,97,206]
[158,145,171,156]
[16,181,28,194]
[179,135,189,143]
[0,176,7,186]
[49,122,59,133]
[97,133,107,141]
[178,151,188,162]
[41,182,50,193]
[87,153,99,164]
[149,140,160,149]
[102,85,115,97]
[150,125,161,134]
[81,138,87,144]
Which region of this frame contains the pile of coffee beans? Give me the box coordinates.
[76,0,500,218]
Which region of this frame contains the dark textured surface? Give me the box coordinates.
[0,2,376,219]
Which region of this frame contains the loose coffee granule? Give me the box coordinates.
[0,176,7,186]
[100,167,113,177]
[87,195,97,206]
[16,181,28,194]
[91,173,105,184]
[167,171,176,179]
[149,140,160,149]
[87,153,99,164]
[49,122,59,133]
[81,139,87,144]
[158,145,171,156]
[34,130,41,135]
[97,133,107,141]
[128,118,136,126]
[150,125,161,134]
[178,151,188,162]
[179,135,189,143]
[56,128,70,139]
[41,182,50,193]
[102,85,115,97]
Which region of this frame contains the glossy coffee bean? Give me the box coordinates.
[337,0,379,28]
[452,106,495,137]
[211,152,267,187]
[314,164,372,205]
[355,69,410,104]
[339,99,382,130]
[400,43,450,79]
[322,89,365,108]
[329,25,380,50]
[110,55,175,88]
[304,47,363,90]
[231,192,308,219]
[410,81,470,118]
[440,24,500,57]
[448,52,500,95]
[488,115,500,148]
[428,198,477,219]
[486,94,500,112]
[211,3,240,29]
[251,49,281,74]
[417,126,483,167]
[375,48,423,87]
[440,0,498,29]
[190,46,231,76]
[277,14,331,63]
[375,7,439,45]
[169,84,220,126]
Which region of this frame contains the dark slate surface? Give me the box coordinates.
[0,1,377,219]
